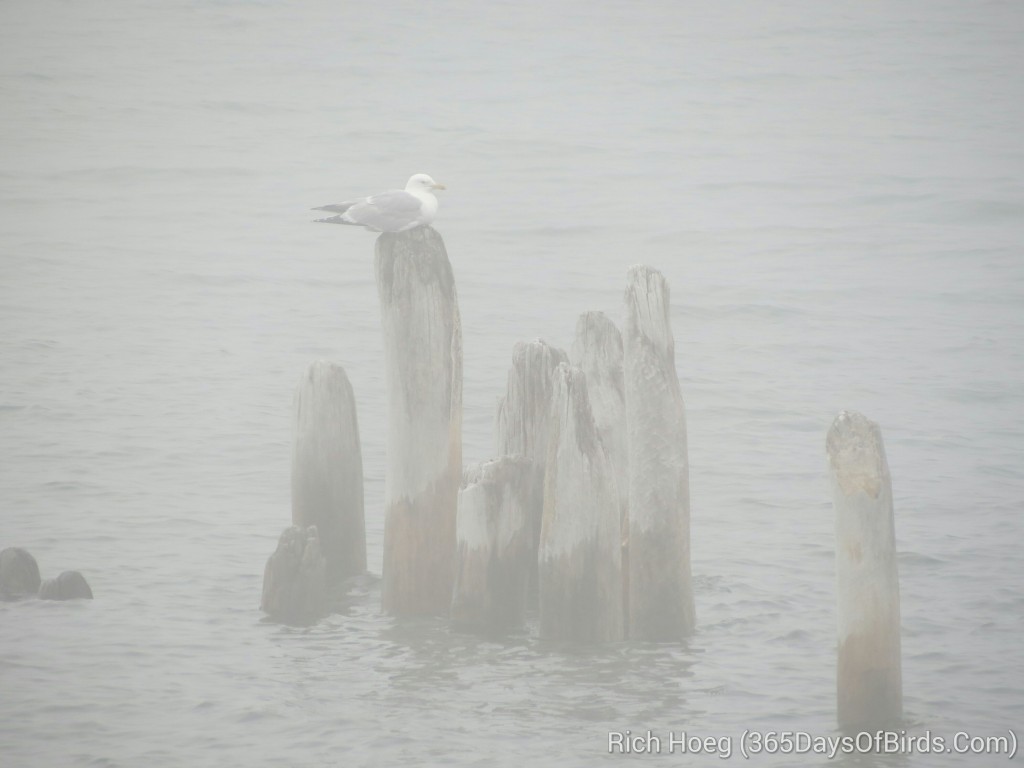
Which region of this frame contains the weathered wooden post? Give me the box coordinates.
[292,361,366,583]
[570,311,630,628]
[495,339,568,463]
[451,456,538,631]
[539,363,623,642]
[261,525,328,625]
[375,226,462,616]
[494,339,568,596]
[570,312,627,525]
[623,265,695,640]
[827,410,903,733]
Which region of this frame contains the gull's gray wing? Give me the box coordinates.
[344,190,423,232]
[313,190,423,231]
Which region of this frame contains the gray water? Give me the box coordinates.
[1,1,1022,765]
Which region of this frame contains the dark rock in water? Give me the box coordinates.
[0,547,41,600]
[39,570,93,600]
[261,525,327,625]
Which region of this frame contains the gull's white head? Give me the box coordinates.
[406,173,445,193]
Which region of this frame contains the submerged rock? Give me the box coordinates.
[39,570,93,600]
[0,547,41,600]
[261,525,327,625]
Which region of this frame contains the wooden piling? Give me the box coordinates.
[451,457,538,631]
[261,525,328,625]
[570,311,629,628]
[623,265,695,640]
[539,363,623,642]
[292,361,366,583]
[375,226,462,616]
[495,339,568,463]
[494,339,568,596]
[827,410,903,733]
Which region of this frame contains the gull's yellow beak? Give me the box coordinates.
[432,182,446,191]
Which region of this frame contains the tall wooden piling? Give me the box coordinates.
[539,363,623,642]
[291,361,366,583]
[570,311,629,627]
[623,265,695,640]
[570,312,627,522]
[451,457,538,631]
[827,410,903,733]
[375,226,462,616]
[494,339,568,594]
[495,339,568,464]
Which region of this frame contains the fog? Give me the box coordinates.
[1,1,1022,765]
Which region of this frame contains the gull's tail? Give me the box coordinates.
[312,202,358,226]
[313,214,361,225]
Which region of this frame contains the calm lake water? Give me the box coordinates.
[1,1,1022,765]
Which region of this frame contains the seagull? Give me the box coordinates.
[313,174,446,232]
